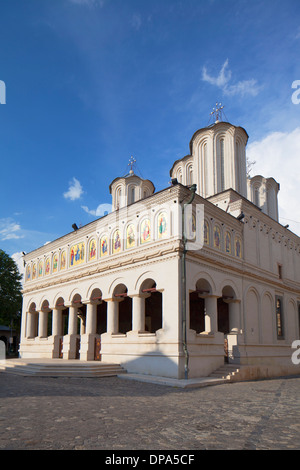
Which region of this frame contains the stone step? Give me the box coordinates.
[0,360,126,377]
[209,364,240,380]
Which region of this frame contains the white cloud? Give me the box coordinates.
[63,177,84,201]
[68,0,105,6]
[0,218,24,241]
[224,79,261,97]
[131,13,142,31]
[202,58,231,88]
[247,127,300,236]
[202,59,261,97]
[81,203,112,217]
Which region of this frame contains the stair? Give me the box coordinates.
[0,359,126,378]
[209,363,241,381]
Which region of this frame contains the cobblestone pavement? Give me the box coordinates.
[0,372,299,451]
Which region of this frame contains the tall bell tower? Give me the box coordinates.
[170,104,249,199]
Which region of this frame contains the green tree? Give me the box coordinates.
[0,249,23,330]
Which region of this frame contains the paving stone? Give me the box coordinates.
[0,372,299,450]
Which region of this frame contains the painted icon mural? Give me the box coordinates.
[140,218,151,244]
[45,257,51,275]
[60,251,66,270]
[204,220,209,245]
[89,238,97,261]
[70,242,85,267]
[100,235,108,256]
[213,225,221,249]
[225,232,231,254]
[157,212,167,239]
[126,224,135,249]
[235,237,242,258]
[38,260,43,277]
[26,265,31,281]
[52,254,58,273]
[32,263,37,280]
[113,229,121,254]
[186,213,196,240]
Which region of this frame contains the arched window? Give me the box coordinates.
[186,164,193,186]
[176,167,183,184]
[276,296,284,338]
[220,138,225,191]
[116,186,122,208]
[236,141,240,192]
[254,186,260,206]
[203,143,208,197]
[128,186,135,204]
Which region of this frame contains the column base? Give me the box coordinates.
[80,334,100,361]
[62,335,80,360]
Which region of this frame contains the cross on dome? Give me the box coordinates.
[210,102,225,123]
[128,156,136,175]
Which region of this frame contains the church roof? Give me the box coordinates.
[169,121,249,176]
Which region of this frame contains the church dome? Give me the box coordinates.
[109,157,155,211]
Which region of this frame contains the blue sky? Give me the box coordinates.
[1,0,300,271]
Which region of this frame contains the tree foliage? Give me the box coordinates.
[0,249,23,330]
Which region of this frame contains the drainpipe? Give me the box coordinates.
[181,184,197,380]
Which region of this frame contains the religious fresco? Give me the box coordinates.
[235,237,242,258]
[213,225,221,249]
[89,238,97,261]
[32,263,37,280]
[113,229,121,254]
[38,260,43,277]
[157,212,167,239]
[225,231,231,254]
[126,224,135,249]
[140,218,151,243]
[52,254,58,273]
[24,221,244,282]
[203,220,209,245]
[100,235,108,256]
[60,251,66,270]
[45,257,51,275]
[70,242,85,267]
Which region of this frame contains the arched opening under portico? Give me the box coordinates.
[89,288,107,335]
[218,285,238,334]
[189,279,211,333]
[113,284,132,334]
[40,299,52,337]
[141,279,162,333]
[27,302,38,338]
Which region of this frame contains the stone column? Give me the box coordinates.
[51,308,63,359]
[26,311,36,338]
[52,308,62,337]
[107,300,118,334]
[86,302,97,335]
[80,301,98,361]
[68,306,78,335]
[229,300,241,333]
[62,303,79,359]
[132,295,146,332]
[38,310,48,338]
[204,295,218,333]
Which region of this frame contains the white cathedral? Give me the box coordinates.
[19,112,300,380]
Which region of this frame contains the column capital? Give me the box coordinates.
[82,299,101,306]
